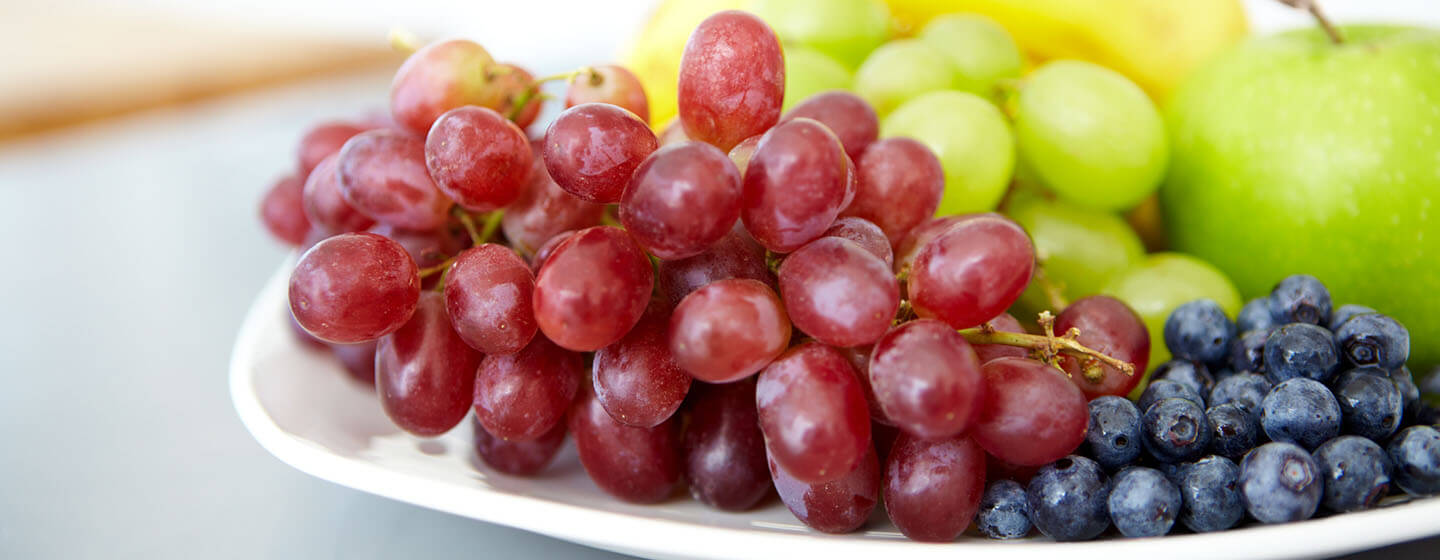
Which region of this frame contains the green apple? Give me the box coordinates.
[1163,25,1440,368]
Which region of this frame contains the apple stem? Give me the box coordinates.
[1279,0,1345,44]
[957,311,1136,377]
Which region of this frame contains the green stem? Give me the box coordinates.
[956,311,1136,377]
[453,206,484,245]
[419,256,457,279]
[477,210,504,244]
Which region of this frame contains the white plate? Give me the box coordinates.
[232,261,1440,560]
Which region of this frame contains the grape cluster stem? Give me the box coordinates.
[957,311,1135,377]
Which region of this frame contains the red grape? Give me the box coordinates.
[377,292,483,437]
[390,39,498,134]
[490,63,541,130]
[501,142,606,253]
[566,65,650,123]
[868,319,985,440]
[883,433,986,542]
[656,225,774,309]
[542,103,657,203]
[444,243,537,355]
[843,137,944,244]
[302,154,374,234]
[678,11,784,151]
[570,381,682,503]
[741,118,850,253]
[973,357,1088,466]
[471,416,565,476]
[289,232,419,343]
[841,345,891,426]
[778,237,898,348]
[425,106,532,212]
[289,312,328,350]
[872,421,900,460]
[337,129,453,231]
[298,121,366,177]
[822,216,892,267]
[973,312,1028,364]
[369,222,468,273]
[727,135,761,175]
[657,119,691,147]
[533,226,653,351]
[908,214,1034,329]
[768,444,879,534]
[473,334,582,441]
[260,174,310,245]
[780,91,878,160]
[620,142,742,260]
[987,454,1042,485]
[1054,295,1150,398]
[529,230,574,273]
[594,309,691,427]
[893,215,970,274]
[332,340,377,385]
[683,379,772,511]
[756,342,871,483]
[669,278,790,383]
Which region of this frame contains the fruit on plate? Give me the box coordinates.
[749,0,891,69]
[881,90,1013,215]
[1102,253,1241,376]
[915,14,1022,98]
[1163,25,1440,369]
[620,0,745,126]
[779,45,852,112]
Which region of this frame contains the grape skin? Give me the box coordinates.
[593,309,692,428]
[683,379,772,511]
[908,214,1035,329]
[883,433,987,542]
[756,342,871,483]
[822,216,892,267]
[425,106,532,212]
[565,65,650,124]
[741,118,850,253]
[1055,295,1151,399]
[471,416,565,476]
[620,142,743,260]
[842,137,944,244]
[973,312,1028,364]
[302,154,374,235]
[337,129,454,231]
[973,358,1089,467]
[867,319,984,440]
[532,226,653,351]
[678,11,786,151]
[376,292,483,437]
[289,232,419,344]
[778,237,898,348]
[570,381,683,504]
[501,141,606,254]
[298,121,366,179]
[490,63,541,130]
[543,103,658,204]
[390,39,498,135]
[669,278,790,383]
[768,444,879,534]
[656,225,775,309]
[472,334,582,441]
[780,91,878,160]
[444,243,537,355]
[260,174,310,245]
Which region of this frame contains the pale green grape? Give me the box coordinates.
[1006,193,1146,317]
[917,14,1022,99]
[881,90,1014,214]
[781,45,852,112]
[854,39,958,116]
[1015,60,1167,211]
[748,0,889,69]
[1102,253,1242,387]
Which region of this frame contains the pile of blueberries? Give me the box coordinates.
[975,275,1440,541]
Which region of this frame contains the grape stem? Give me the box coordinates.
[1279,0,1344,44]
[452,207,504,246]
[418,257,457,279]
[1032,266,1070,311]
[506,66,596,121]
[957,311,1136,377]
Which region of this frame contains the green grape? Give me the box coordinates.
[748,0,890,69]
[854,39,958,116]
[1014,60,1167,211]
[781,45,853,112]
[881,90,1014,215]
[1006,193,1146,316]
[1102,252,1242,391]
[917,14,1023,99]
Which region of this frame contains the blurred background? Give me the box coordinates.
[1,0,1438,558]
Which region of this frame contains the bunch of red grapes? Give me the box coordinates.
[258,11,1149,542]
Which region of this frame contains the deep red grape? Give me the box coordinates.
[490,63,541,130]
[566,65,650,123]
[727,135,761,175]
[471,416,565,476]
[289,312,328,350]
[683,379,772,511]
[973,357,1088,466]
[883,433,986,542]
[1055,295,1151,399]
[768,444,879,534]
[302,154,374,234]
[987,454,1042,485]
[570,381,682,503]
[780,91,877,160]
[542,103,657,203]
[841,345,891,426]
[369,222,468,276]
[678,11,784,151]
[973,312,1028,364]
[657,119,691,147]
[425,106,532,212]
[529,230,574,273]
[843,137,944,244]
[289,232,419,343]
[656,225,774,309]
[377,292,483,437]
[669,278,790,383]
[893,215,970,274]
[872,421,900,461]
[532,226,653,351]
[594,309,691,427]
[778,237,898,347]
[620,142,742,260]
[501,141,606,253]
[908,214,1034,329]
[741,118,850,253]
[332,340,377,385]
[822,216,892,267]
[868,319,985,440]
[337,129,453,231]
[260,174,310,245]
[756,342,871,483]
[298,121,366,177]
[444,243,537,355]
[473,334,582,441]
[390,39,499,134]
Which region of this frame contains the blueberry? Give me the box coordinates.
[1313,436,1391,512]
[1209,372,1272,417]
[1026,456,1111,541]
[1085,396,1142,470]
[976,479,1031,539]
[1107,467,1181,538]
[1151,360,1216,400]
[1208,403,1260,461]
[1329,304,1376,331]
[1334,370,1403,441]
[1173,455,1244,532]
[1417,404,1440,426]
[1261,378,1341,449]
[1238,297,1279,333]
[1268,274,1332,325]
[1263,323,1339,384]
[1336,313,1410,370]
[1142,397,1212,463]
[1230,329,1271,374]
[1392,366,1421,425]
[1164,300,1236,365]
[1239,442,1322,523]
[1386,426,1440,496]
[1138,379,1205,412]
[1212,368,1238,383]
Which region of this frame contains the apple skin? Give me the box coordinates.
[1162,25,1440,369]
